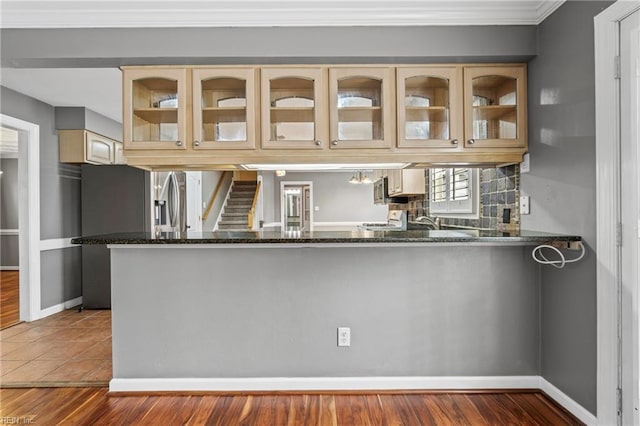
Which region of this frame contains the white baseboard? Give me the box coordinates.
[0,266,19,270]
[539,377,597,426]
[38,296,82,319]
[110,375,540,393]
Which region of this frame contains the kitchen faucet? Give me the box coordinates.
[415,216,441,230]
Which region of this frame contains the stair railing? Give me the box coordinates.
[247,180,262,230]
[203,171,230,222]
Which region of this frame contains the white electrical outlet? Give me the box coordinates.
[521,153,530,173]
[337,327,351,347]
[314,206,320,212]
[520,195,530,215]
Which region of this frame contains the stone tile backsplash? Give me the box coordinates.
[407,164,520,231]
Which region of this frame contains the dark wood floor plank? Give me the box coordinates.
[448,393,488,425]
[237,394,258,425]
[363,394,384,425]
[465,393,505,425]
[302,394,321,426]
[184,395,219,425]
[273,394,291,426]
[434,394,474,425]
[319,394,337,426]
[405,394,441,426]
[348,394,374,426]
[57,388,110,425]
[285,394,306,426]
[391,394,422,426]
[335,395,355,425]
[31,388,101,425]
[377,394,405,426]
[533,393,584,425]
[487,392,539,425]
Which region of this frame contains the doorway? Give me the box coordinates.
[280,182,313,231]
[0,114,40,324]
[0,126,20,329]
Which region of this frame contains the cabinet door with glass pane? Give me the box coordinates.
[329,68,394,149]
[397,67,462,149]
[123,68,188,150]
[192,68,257,150]
[463,66,527,148]
[261,68,327,149]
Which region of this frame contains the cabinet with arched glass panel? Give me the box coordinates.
[329,68,394,149]
[463,66,527,148]
[192,68,257,150]
[261,68,328,149]
[123,68,188,150]
[396,67,463,149]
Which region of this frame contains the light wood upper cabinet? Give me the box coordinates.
[463,65,527,148]
[193,68,257,150]
[329,68,394,149]
[59,130,125,165]
[396,67,463,149]
[261,68,328,149]
[123,68,188,150]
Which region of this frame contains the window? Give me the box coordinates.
[430,168,478,217]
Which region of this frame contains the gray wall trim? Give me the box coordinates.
[1,26,536,68]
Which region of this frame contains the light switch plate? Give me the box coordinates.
[520,153,530,173]
[520,195,530,215]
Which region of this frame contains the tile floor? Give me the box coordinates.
[0,308,112,386]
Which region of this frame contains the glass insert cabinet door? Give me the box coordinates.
[396,67,463,149]
[329,68,394,149]
[192,68,256,150]
[261,68,328,149]
[123,68,188,150]
[463,66,527,148]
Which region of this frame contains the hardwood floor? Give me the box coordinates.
[0,388,583,425]
[0,271,20,330]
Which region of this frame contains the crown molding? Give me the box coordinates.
[0,1,566,28]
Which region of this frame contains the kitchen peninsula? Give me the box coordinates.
[73,229,581,392]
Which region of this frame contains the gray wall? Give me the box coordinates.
[0,86,83,308]
[55,106,122,141]
[0,158,19,267]
[522,0,613,415]
[266,171,388,224]
[1,26,537,68]
[112,245,540,378]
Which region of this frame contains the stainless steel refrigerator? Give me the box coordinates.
[81,165,152,308]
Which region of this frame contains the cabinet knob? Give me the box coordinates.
[176,140,183,147]
[331,140,338,146]
[451,139,459,145]
[467,139,475,145]
[315,140,321,146]
[194,140,200,147]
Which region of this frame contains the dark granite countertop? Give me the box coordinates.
[71,229,582,246]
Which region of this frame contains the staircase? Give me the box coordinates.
[217,180,257,230]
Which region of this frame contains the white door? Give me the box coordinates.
[185,171,202,232]
[620,8,640,426]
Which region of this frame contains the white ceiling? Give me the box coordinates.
[1,68,123,123]
[0,1,565,124]
[1,0,565,28]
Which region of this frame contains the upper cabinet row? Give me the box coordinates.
[122,65,526,153]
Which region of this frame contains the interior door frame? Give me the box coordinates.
[280,181,313,231]
[0,114,40,322]
[595,2,640,424]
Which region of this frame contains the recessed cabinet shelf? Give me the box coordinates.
[472,105,517,120]
[269,107,315,123]
[337,107,382,122]
[133,108,178,124]
[405,106,448,122]
[202,107,248,123]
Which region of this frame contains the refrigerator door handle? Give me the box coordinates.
[168,172,179,228]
